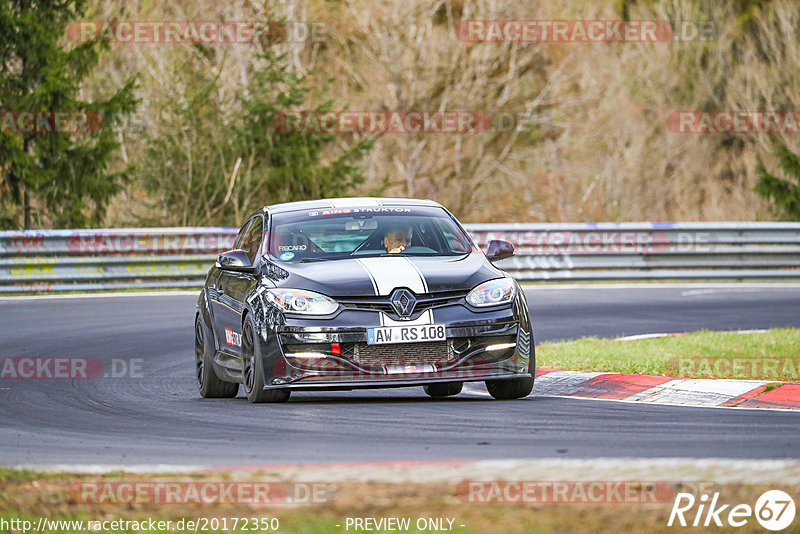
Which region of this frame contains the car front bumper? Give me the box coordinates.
[256,302,534,390]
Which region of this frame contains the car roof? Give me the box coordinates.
[262,197,443,215]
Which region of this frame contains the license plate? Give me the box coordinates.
[367,324,446,345]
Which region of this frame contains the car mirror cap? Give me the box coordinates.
[216,249,256,272]
[486,239,515,262]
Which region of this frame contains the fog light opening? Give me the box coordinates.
[452,338,471,354]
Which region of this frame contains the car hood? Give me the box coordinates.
[264,252,504,297]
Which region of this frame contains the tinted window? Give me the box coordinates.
[434,218,471,254]
[267,206,473,263]
[241,216,264,262]
[233,220,251,250]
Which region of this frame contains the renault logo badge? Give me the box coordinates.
[390,288,417,317]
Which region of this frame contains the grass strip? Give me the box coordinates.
[536,328,800,381]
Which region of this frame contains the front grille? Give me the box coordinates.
[352,341,455,368]
[337,290,468,314]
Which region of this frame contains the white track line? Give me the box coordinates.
[615,330,770,341]
[4,282,800,301]
[521,282,800,290]
[531,393,800,413]
[0,291,197,301]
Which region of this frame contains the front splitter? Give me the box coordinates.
[263,372,531,391]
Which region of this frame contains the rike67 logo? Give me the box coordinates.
[668,490,796,531]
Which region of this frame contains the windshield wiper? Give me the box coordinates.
[299,257,330,263]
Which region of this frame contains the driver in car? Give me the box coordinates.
[383,225,413,254]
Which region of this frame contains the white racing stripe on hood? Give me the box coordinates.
[355,256,426,295]
[355,259,379,295]
[406,258,429,293]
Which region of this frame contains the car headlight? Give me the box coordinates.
[466,278,516,307]
[265,289,339,315]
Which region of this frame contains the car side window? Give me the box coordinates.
[434,219,470,253]
[234,219,252,250]
[241,215,264,263]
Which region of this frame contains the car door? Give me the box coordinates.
[213,215,264,357]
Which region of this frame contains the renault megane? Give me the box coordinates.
[195,198,534,403]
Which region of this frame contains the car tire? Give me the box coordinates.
[423,382,463,398]
[195,315,239,398]
[242,315,290,404]
[485,376,534,400]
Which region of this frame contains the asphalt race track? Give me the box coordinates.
[1,284,799,467]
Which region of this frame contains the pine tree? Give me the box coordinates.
[755,144,800,220]
[237,49,374,208]
[137,44,372,227]
[0,0,137,229]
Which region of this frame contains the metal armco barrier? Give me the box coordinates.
[0,228,235,293]
[1,222,800,293]
[471,222,800,281]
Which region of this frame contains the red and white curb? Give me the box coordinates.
[529,369,800,410]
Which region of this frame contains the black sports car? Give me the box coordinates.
[195,198,534,403]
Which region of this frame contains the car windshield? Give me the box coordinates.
[267,206,474,263]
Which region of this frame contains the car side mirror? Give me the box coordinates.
[486,239,515,262]
[216,249,255,273]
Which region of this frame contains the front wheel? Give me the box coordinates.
[423,382,463,398]
[242,315,290,404]
[195,316,238,398]
[486,376,534,400]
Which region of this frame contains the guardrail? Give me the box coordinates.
[0,228,235,293]
[469,222,800,281]
[1,222,799,292]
